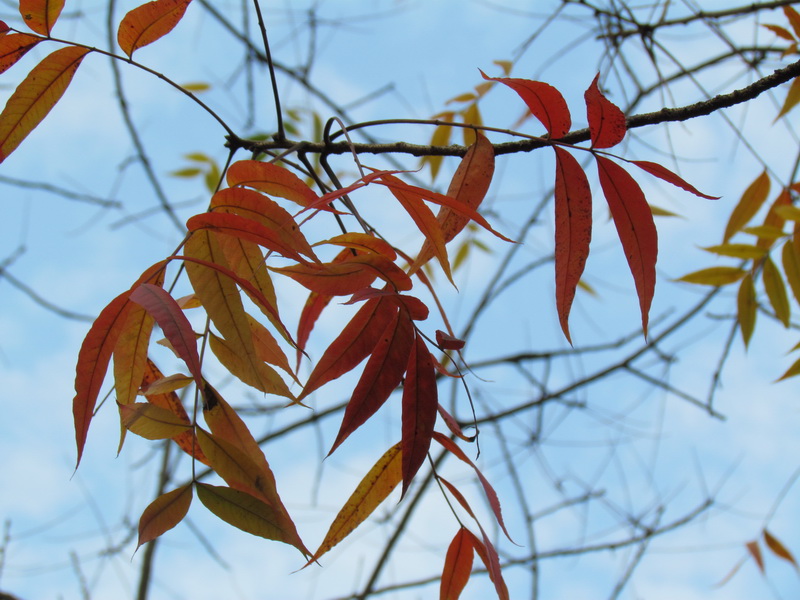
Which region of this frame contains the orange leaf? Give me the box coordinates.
[119,402,192,440]
[465,528,509,600]
[0,33,41,75]
[196,483,307,554]
[273,254,411,296]
[724,171,771,243]
[226,159,319,208]
[401,333,438,495]
[296,290,332,368]
[19,0,64,36]
[746,540,765,574]
[117,0,192,57]
[299,297,396,400]
[317,232,397,260]
[0,45,90,163]
[440,528,474,600]
[308,442,402,564]
[480,70,571,137]
[329,309,415,455]
[554,147,592,343]
[763,529,799,568]
[584,73,626,148]
[137,484,192,549]
[596,156,657,336]
[785,5,800,39]
[776,76,800,120]
[415,132,495,271]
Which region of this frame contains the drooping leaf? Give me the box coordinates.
[784,5,800,38]
[746,540,765,574]
[762,257,791,327]
[246,314,297,381]
[677,266,747,286]
[781,240,800,305]
[196,483,306,553]
[737,274,756,348]
[777,75,800,120]
[480,70,571,137]
[724,171,771,243]
[401,333,438,495]
[300,298,396,400]
[700,244,768,260]
[553,146,592,343]
[308,442,402,564]
[630,160,719,200]
[19,0,64,36]
[415,132,495,270]
[436,330,465,351]
[329,310,415,455]
[208,332,294,399]
[130,283,204,386]
[137,484,193,549]
[440,528,474,600]
[433,433,514,542]
[296,290,332,368]
[117,0,192,57]
[120,402,192,440]
[584,73,626,148]
[763,529,799,569]
[0,45,90,163]
[422,113,455,181]
[596,156,657,336]
[0,34,42,75]
[465,528,509,600]
[758,188,791,250]
[226,159,319,208]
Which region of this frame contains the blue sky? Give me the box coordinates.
[2,1,800,599]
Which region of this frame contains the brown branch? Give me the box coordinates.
[227,59,800,158]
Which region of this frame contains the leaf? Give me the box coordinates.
[440,528,474,600]
[137,484,193,549]
[724,171,771,243]
[596,156,657,336]
[0,34,42,75]
[776,76,800,120]
[246,315,297,381]
[436,330,465,351]
[480,70,571,137]
[763,257,791,327]
[329,310,415,455]
[764,24,796,42]
[130,283,204,386]
[584,74,626,148]
[746,540,765,574]
[461,103,482,146]
[308,442,402,564]
[785,5,800,40]
[763,529,799,569]
[0,45,90,163]
[401,333,438,495]
[630,160,719,199]
[117,0,192,57]
[120,402,191,440]
[415,132,495,270]
[209,332,294,399]
[300,298,396,400]
[737,274,756,348]
[19,0,64,36]
[777,354,800,381]
[274,255,411,296]
[432,433,514,543]
[296,290,332,368]
[701,244,768,259]
[677,266,747,286]
[196,483,306,552]
[781,241,800,305]
[141,372,193,395]
[553,147,592,343]
[226,159,319,208]
[465,528,509,600]
[423,114,455,181]
[317,232,397,260]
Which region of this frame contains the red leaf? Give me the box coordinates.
[553,147,592,343]
[437,405,475,442]
[226,159,319,208]
[0,45,90,163]
[0,34,41,75]
[440,528,474,600]
[584,73,627,148]
[19,0,64,36]
[467,528,509,600]
[433,433,514,542]
[401,333,438,495]
[436,330,465,351]
[630,160,719,199]
[299,298,396,400]
[596,156,657,336]
[480,70,571,137]
[273,254,411,296]
[329,310,415,455]
[296,290,332,368]
[130,283,203,386]
[117,0,192,57]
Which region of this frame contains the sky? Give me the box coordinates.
[1,1,800,599]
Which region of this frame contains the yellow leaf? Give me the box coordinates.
[775,76,800,121]
[774,205,800,222]
[763,257,791,327]
[493,59,513,76]
[723,171,770,243]
[119,402,192,440]
[737,274,756,348]
[0,46,90,163]
[309,443,402,564]
[649,204,682,217]
[701,244,767,260]
[140,373,193,395]
[742,225,786,240]
[447,92,477,104]
[19,0,64,36]
[676,266,746,286]
[181,81,210,92]
[209,332,294,399]
[461,103,482,146]
[422,116,454,182]
[781,241,800,305]
[137,484,192,549]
